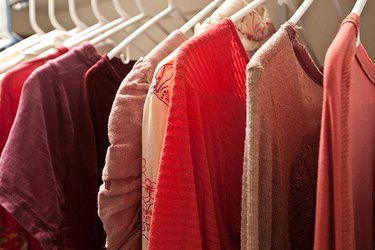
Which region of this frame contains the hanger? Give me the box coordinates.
[48,0,66,30]
[86,0,164,49]
[351,0,367,15]
[91,0,108,24]
[113,0,131,19]
[179,0,224,34]
[113,0,159,45]
[288,0,314,24]
[68,0,88,31]
[230,0,313,24]
[63,0,129,49]
[230,0,267,23]
[29,0,44,34]
[63,0,109,45]
[107,0,187,60]
[351,0,367,46]
[64,0,145,56]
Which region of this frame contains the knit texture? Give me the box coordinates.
[0,43,101,249]
[148,19,249,249]
[97,30,187,250]
[141,5,275,248]
[241,23,323,250]
[314,14,375,250]
[0,47,67,249]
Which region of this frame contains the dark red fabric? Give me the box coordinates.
[83,55,135,246]
[0,43,102,249]
[149,19,249,249]
[0,46,68,250]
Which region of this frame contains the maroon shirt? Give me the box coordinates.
[0,43,102,249]
[83,55,135,245]
[0,46,68,250]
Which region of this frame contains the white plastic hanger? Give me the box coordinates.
[90,13,146,45]
[179,0,223,34]
[48,0,66,30]
[0,0,42,54]
[107,0,187,60]
[351,0,367,15]
[112,0,159,45]
[29,0,44,34]
[113,0,131,19]
[63,0,109,45]
[230,0,313,25]
[351,0,367,46]
[230,0,267,23]
[91,0,108,24]
[68,0,88,31]
[65,0,145,58]
[288,0,314,25]
[64,0,129,48]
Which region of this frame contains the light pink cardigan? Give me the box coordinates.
[97,30,187,249]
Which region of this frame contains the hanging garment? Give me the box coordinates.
[314,14,375,250]
[83,55,136,246]
[148,18,248,249]
[241,23,323,250]
[97,30,187,250]
[0,42,102,249]
[0,30,71,74]
[141,2,274,247]
[84,56,136,186]
[0,46,68,250]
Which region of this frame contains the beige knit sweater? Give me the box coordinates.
[241,23,323,250]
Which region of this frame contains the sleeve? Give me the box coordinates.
[241,65,274,250]
[0,67,72,248]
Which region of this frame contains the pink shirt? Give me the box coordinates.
[315,14,375,250]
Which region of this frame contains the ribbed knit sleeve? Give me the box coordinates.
[149,19,249,249]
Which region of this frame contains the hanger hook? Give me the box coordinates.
[91,0,108,23]
[113,0,131,18]
[68,0,88,30]
[29,0,45,34]
[48,0,66,30]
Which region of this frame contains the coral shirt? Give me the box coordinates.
[315,14,375,250]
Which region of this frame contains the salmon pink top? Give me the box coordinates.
[315,14,375,250]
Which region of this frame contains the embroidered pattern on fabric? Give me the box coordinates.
[141,158,156,240]
[288,132,320,250]
[151,63,175,106]
[237,13,273,42]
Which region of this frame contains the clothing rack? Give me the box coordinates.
[7,0,374,66]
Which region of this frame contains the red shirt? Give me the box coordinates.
[149,19,249,249]
[0,46,68,250]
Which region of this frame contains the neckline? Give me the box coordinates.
[356,43,375,84]
[224,18,251,63]
[284,23,323,86]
